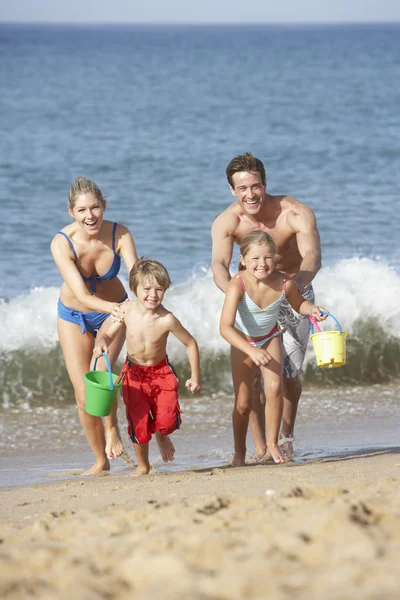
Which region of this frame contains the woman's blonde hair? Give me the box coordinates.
[68,176,105,209]
[238,231,276,271]
[129,258,171,295]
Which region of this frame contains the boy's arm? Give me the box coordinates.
[168,316,201,393]
[93,319,124,358]
[285,280,327,321]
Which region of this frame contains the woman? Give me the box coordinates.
[51,176,175,475]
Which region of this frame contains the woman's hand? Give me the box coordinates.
[110,299,129,323]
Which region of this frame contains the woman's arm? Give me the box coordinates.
[50,235,122,313]
[115,224,138,274]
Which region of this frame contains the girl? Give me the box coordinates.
[219,231,326,466]
[51,176,174,475]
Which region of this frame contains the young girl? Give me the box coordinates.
[219,231,326,467]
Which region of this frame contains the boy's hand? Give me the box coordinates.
[248,347,272,367]
[185,378,201,394]
[93,340,109,358]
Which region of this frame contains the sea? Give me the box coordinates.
[0,23,399,487]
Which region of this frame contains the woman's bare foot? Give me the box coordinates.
[155,431,175,462]
[132,465,152,477]
[81,458,110,476]
[268,443,289,464]
[105,426,124,460]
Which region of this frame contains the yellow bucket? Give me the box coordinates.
[310,313,348,368]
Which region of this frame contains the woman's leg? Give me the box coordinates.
[230,346,255,467]
[260,336,288,464]
[92,320,127,460]
[58,318,109,474]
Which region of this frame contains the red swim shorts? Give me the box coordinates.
[120,357,181,444]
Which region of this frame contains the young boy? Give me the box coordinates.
[93,258,201,476]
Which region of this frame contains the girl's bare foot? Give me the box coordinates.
[268,443,289,464]
[155,432,175,462]
[105,426,124,459]
[253,445,267,461]
[81,458,110,476]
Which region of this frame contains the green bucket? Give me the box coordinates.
[84,352,123,417]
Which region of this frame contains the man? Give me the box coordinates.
[211,152,321,458]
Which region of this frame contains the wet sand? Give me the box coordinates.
[0,448,399,599]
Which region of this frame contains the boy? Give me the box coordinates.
[94,258,201,476]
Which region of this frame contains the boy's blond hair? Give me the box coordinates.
[129,258,171,295]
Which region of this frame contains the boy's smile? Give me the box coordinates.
[136,277,166,310]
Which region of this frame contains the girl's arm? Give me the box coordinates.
[285,280,326,321]
[50,235,123,314]
[168,316,201,393]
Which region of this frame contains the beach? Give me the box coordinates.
[1,449,399,599]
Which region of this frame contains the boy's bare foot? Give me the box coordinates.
[268,443,289,464]
[155,432,175,462]
[132,465,152,477]
[105,426,124,459]
[231,453,246,467]
[81,458,110,476]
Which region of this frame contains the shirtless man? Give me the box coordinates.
[211,153,321,459]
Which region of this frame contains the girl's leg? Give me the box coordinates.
[260,336,288,464]
[57,318,109,475]
[230,346,256,467]
[132,442,151,476]
[92,320,127,460]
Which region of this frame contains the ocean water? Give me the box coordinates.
[0,23,399,486]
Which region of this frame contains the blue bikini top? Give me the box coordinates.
[57,222,121,293]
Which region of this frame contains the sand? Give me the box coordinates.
[0,448,399,600]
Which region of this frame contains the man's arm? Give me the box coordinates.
[287,203,322,290]
[211,215,235,293]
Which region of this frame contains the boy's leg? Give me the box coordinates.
[230,346,255,467]
[132,442,151,476]
[152,366,181,462]
[261,337,288,464]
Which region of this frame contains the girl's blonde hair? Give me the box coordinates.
[238,231,276,271]
[68,176,105,209]
[129,257,171,295]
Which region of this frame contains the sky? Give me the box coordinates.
[0,0,399,24]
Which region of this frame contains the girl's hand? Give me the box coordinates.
[185,378,201,394]
[93,340,109,358]
[248,347,272,367]
[311,306,328,321]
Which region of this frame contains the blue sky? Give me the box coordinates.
[1,0,399,23]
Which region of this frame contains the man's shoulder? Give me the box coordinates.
[212,202,241,234]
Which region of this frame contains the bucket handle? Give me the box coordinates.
[93,352,114,391]
[309,311,343,335]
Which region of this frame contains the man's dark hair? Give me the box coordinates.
[226,152,266,188]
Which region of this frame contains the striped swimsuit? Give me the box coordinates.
[235,276,286,348]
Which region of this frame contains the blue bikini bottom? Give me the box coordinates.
[57,296,128,336]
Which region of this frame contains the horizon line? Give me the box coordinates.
[1,20,399,26]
